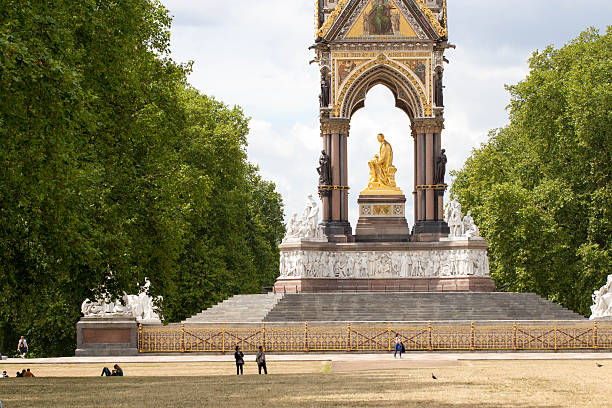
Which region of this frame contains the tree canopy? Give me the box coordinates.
[451,27,611,316]
[0,0,284,356]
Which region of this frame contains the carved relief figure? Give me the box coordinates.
[278,249,490,279]
[367,133,397,189]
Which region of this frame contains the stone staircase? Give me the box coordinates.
[183,293,284,323]
[263,292,585,322]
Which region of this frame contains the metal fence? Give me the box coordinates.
[138,322,612,353]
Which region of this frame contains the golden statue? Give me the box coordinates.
[361,133,403,195]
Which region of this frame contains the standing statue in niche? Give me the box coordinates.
[320,75,330,107]
[317,150,331,186]
[434,149,447,185]
[434,71,444,107]
[367,133,398,190]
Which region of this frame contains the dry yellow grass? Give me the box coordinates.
[0,360,610,407]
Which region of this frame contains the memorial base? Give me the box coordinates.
[274,276,496,293]
[355,194,410,242]
[75,316,139,356]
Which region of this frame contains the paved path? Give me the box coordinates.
[3,352,612,364]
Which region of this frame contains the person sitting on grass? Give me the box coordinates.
[101,364,123,376]
[23,368,35,377]
[112,364,123,376]
[16,370,24,377]
[1,370,8,378]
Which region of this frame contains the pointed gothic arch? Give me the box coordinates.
[339,60,425,119]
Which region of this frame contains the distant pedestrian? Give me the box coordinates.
[234,346,244,375]
[17,336,28,358]
[394,333,402,359]
[256,346,267,375]
[23,369,35,377]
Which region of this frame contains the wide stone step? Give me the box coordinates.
[262,292,585,322]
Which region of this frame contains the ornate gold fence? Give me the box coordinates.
[138,322,611,353]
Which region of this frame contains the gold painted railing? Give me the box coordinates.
[138,322,612,353]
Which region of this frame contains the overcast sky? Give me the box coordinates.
[161,0,610,228]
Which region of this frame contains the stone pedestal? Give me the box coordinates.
[75,316,139,356]
[412,220,450,242]
[355,195,411,242]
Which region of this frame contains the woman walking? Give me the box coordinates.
[234,346,244,375]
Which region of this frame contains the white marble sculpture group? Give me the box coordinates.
[81,278,162,323]
[590,275,612,320]
[283,194,326,242]
[444,195,480,239]
[279,249,490,279]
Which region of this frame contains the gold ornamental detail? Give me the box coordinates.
[414,0,447,38]
[333,54,431,118]
[373,205,392,216]
[316,0,350,38]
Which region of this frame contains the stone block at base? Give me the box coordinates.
[274,276,496,293]
[75,316,139,356]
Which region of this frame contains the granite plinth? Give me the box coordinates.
[75,316,139,356]
[355,194,410,242]
[274,276,496,293]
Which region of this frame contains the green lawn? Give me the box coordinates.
[0,360,610,407]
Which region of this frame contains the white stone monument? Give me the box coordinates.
[81,278,162,323]
[590,275,612,320]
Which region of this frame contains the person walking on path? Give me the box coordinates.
[256,346,267,375]
[394,333,403,359]
[17,336,28,358]
[234,346,244,375]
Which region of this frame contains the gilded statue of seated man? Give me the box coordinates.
[367,133,398,190]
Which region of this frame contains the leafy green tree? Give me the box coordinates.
[0,1,284,356]
[451,27,611,315]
